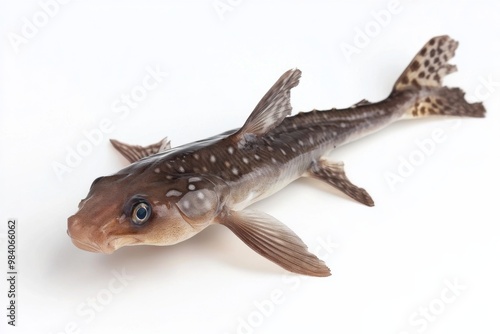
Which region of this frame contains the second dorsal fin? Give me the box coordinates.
[232,69,301,143]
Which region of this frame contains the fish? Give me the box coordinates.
[67,36,485,277]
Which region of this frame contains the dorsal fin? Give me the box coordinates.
[110,137,171,163]
[232,69,301,143]
[350,99,370,108]
[393,35,458,92]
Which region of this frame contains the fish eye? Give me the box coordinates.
[131,202,151,225]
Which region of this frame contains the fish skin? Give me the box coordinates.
[67,36,485,277]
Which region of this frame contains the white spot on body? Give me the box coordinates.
[280,149,286,155]
[188,184,195,191]
[189,177,202,182]
[254,154,260,160]
[298,140,304,146]
[193,154,200,160]
[340,122,346,128]
[210,155,216,163]
[197,192,205,200]
[267,146,274,152]
[154,168,160,173]
[291,147,296,152]
[242,157,249,164]
[224,161,231,168]
[227,147,234,154]
[232,167,239,175]
[166,189,183,197]
[178,166,185,173]
[271,158,277,163]
[309,137,314,144]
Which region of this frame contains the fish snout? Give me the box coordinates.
[67,214,93,251]
[67,214,114,253]
[67,214,83,239]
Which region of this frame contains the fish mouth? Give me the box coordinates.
[67,228,115,254]
[69,236,114,254]
[69,235,142,254]
[107,236,142,250]
[67,214,142,253]
[67,213,122,254]
[71,238,116,254]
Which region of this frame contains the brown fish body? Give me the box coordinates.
[68,36,485,276]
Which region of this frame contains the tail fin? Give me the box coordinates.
[392,35,486,119]
[407,87,485,118]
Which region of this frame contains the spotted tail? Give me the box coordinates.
[392,35,486,119]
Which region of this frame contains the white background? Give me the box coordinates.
[1,1,499,333]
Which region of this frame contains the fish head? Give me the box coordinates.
[67,169,225,254]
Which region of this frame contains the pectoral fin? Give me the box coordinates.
[110,137,171,163]
[307,159,374,207]
[219,209,331,277]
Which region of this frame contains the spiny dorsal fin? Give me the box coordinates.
[393,35,458,92]
[110,137,171,163]
[232,69,301,143]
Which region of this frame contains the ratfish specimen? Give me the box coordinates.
[68,36,485,277]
